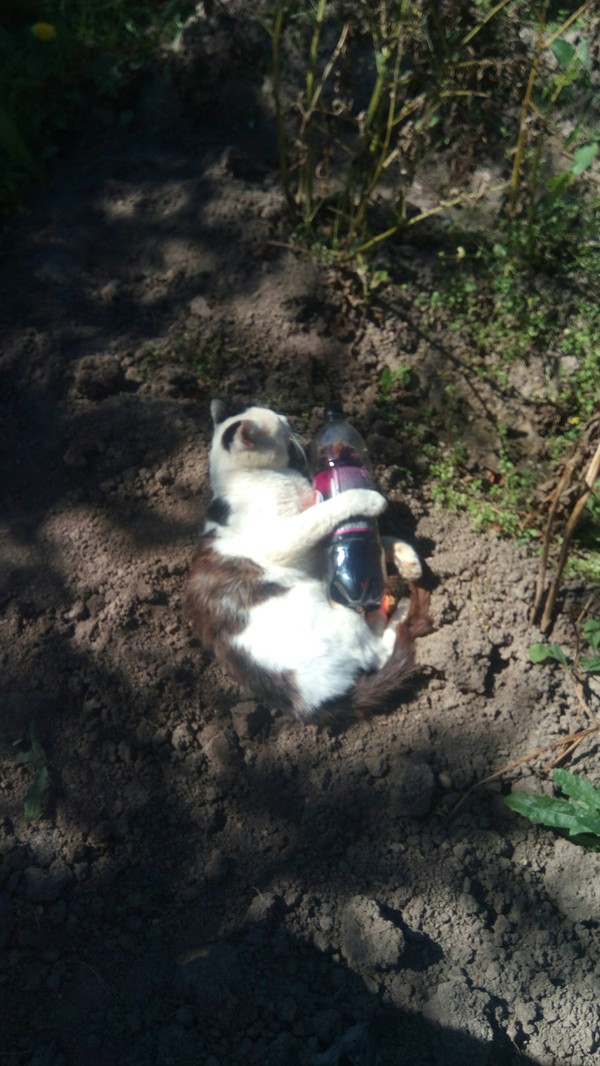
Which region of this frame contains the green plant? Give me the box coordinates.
[263,0,599,270]
[1,722,50,822]
[505,768,600,845]
[507,2,599,267]
[428,439,537,538]
[264,0,515,254]
[409,221,599,566]
[529,619,600,675]
[379,363,411,399]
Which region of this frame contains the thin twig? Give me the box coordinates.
[508,11,545,216]
[460,0,515,46]
[349,182,507,256]
[542,0,595,51]
[540,441,600,633]
[298,21,350,139]
[271,0,296,215]
[531,458,577,624]
[300,0,329,218]
[449,725,599,816]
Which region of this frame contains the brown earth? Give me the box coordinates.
[1,10,599,1066]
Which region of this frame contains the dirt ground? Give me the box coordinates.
[1,11,599,1066]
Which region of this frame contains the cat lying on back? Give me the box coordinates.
[184,401,432,722]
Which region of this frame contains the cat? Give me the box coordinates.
[184,400,432,722]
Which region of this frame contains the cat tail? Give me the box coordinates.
[332,584,433,725]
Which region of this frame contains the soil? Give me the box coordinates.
[1,9,599,1066]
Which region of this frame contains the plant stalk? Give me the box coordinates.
[271,0,296,215]
[300,0,329,222]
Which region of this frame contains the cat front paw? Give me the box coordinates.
[339,489,388,518]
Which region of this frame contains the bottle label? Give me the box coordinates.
[313,465,371,500]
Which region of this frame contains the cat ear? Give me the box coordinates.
[210,399,229,425]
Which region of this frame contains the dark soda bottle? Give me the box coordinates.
[310,403,386,613]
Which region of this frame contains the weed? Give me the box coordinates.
[137,328,226,382]
[427,440,537,538]
[264,0,599,273]
[264,0,516,254]
[505,768,600,846]
[0,722,50,822]
[379,363,412,399]
[529,618,600,676]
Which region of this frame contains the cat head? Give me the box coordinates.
[209,400,306,486]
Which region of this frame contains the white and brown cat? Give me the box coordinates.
[185,401,431,722]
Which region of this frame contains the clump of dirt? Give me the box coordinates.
[1,10,599,1066]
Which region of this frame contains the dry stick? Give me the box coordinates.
[349,182,507,256]
[301,0,329,219]
[547,732,589,769]
[531,458,578,625]
[449,725,599,817]
[508,12,545,216]
[540,441,600,634]
[347,34,404,243]
[271,1,296,215]
[508,0,596,215]
[296,22,351,229]
[567,667,600,728]
[460,0,515,46]
[542,0,596,51]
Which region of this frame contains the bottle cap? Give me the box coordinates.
[324,402,344,422]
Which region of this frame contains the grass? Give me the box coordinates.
[261,0,600,594]
[265,0,599,254]
[402,218,600,571]
[426,442,540,539]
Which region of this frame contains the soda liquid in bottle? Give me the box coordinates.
[310,403,386,613]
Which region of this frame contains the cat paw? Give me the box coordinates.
[391,540,422,580]
[343,489,387,517]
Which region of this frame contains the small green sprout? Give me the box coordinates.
[1,723,50,822]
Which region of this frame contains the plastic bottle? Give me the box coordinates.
[310,403,386,613]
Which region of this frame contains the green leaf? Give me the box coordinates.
[551,38,575,69]
[528,643,551,662]
[380,366,393,393]
[24,765,49,822]
[580,655,600,673]
[504,792,577,830]
[528,642,569,665]
[508,772,600,840]
[568,810,600,837]
[570,143,599,177]
[582,619,600,652]
[551,769,600,810]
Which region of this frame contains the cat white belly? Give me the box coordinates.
[232,581,389,707]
